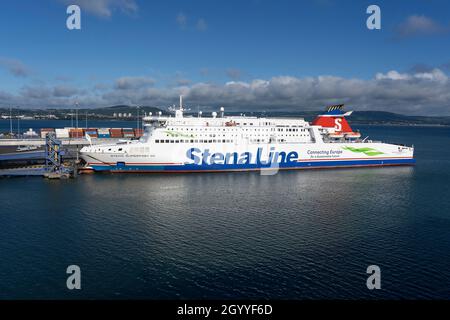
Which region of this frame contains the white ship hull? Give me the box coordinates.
[81,141,414,172]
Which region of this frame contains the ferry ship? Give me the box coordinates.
[79,97,415,172]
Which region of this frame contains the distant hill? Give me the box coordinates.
[0,105,165,120]
[93,105,163,115]
[0,106,449,125]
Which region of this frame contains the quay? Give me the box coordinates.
[0,134,94,178]
[0,137,118,147]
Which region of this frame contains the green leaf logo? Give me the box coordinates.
[342,146,384,156]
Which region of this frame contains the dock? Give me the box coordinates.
[0,137,118,147]
[0,133,78,178]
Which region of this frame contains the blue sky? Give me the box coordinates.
[1,0,450,114]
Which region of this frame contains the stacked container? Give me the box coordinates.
[55,128,69,138]
[109,128,123,138]
[83,128,98,138]
[69,128,84,138]
[97,128,110,138]
[134,128,144,138]
[122,128,135,138]
[40,128,55,138]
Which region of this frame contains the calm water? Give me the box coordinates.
[1,124,450,299]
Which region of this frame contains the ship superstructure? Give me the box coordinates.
[80,97,415,172]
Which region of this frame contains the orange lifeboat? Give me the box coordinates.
[345,132,361,139]
[328,132,345,139]
[225,120,236,127]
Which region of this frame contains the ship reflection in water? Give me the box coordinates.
[1,125,450,299]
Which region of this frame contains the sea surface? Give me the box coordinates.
[1,122,450,299]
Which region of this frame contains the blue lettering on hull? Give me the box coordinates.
[186,147,299,166]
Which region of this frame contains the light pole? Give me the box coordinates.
[16,106,20,137]
[75,101,79,129]
[137,106,140,130]
[9,107,12,135]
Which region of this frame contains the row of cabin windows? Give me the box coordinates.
[277,128,306,132]
[166,128,308,133]
[166,134,237,138]
[167,127,238,131]
[244,134,309,138]
[166,127,276,132]
[154,137,308,144]
[155,139,234,144]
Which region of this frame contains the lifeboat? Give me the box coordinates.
[345,132,361,139]
[225,120,236,127]
[328,132,345,139]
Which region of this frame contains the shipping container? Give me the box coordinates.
[134,129,144,138]
[83,129,98,138]
[69,132,84,138]
[69,128,84,138]
[55,128,69,138]
[40,128,55,138]
[122,128,134,138]
[109,128,123,138]
[97,128,110,134]
[83,128,98,134]
[98,133,110,138]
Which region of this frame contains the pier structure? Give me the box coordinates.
[43,132,72,178]
[0,133,76,178]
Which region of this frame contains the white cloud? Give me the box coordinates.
[176,13,207,31]
[115,76,156,90]
[176,12,187,29]
[395,15,448,38]
[175,78,192,86]
[53,85,80,97]
[2,70,450,115]
[61,0,138,18]
[376,70,410,80]
[376,69,447,82]
[0,57,30,77]
[226,68,241,80]
[196,18,208,31]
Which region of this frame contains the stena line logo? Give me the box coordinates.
[186,147,299,165]
[335,118,342,131]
